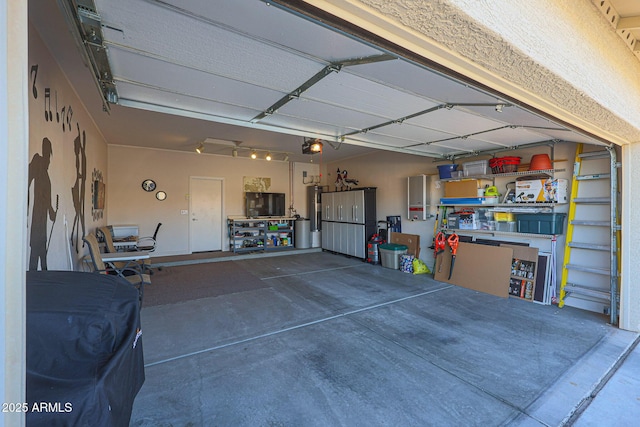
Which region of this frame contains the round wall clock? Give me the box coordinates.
[156,191,167,201]
[142,179,156,192]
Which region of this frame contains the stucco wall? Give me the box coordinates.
[621,143,640,331]
[310,0,640,145]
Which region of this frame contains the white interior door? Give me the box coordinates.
[190,177,223,252]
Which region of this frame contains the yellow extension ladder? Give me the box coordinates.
[559,143,620,325]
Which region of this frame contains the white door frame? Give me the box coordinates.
[189,176,225,253]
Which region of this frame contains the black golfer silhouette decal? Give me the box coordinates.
[28,137,58,270]
[70,124,87,252]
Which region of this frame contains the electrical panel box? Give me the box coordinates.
[408,175,430,221]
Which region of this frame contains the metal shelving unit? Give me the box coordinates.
[449,229,559,239]
[440,168,566,182]
[437,166,568,235]
[228,217,295,253]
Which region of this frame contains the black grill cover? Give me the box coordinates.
[26,271,145,426]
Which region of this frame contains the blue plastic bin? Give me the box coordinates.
[437,164,458,179]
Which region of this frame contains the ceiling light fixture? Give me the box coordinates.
[302,138,323,154]
[196,143,204,154]
[226,146,289,161]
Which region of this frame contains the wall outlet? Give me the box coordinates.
[303,171,307,177]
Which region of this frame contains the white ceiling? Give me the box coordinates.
[30,0,614,164]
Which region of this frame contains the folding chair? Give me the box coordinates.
[83,233,150,302]
[136,222,162,252]
[98,226,153,274]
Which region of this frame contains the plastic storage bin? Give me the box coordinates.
[516,213,566,235]
[496,221,517,232]
[462,160,489,176]
[489,156,521,173]
[440,197,484,205]
[437,164,458,179]
[379,243,408,269]
[494,212,515,222]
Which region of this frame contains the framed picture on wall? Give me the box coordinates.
[93,180,105,210]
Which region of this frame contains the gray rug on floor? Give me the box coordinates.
[142,261,268,307]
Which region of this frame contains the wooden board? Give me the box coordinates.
[434,242,512,298]
[390,232,420,258]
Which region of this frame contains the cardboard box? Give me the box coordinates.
[444,179,492,198]
[389,232,420,258]
[458,213,479,230]
[446,214,459,229]
[515,178,568,203]
[444,180,479,198]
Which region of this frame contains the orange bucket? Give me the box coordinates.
[529,154,552,171]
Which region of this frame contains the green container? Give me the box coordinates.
[379,244,408,269]
[516,213,566,235]
[379,243,408,251]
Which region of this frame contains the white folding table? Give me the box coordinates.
[101,251,150,278]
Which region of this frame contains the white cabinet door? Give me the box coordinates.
[323,190,366,224]
[333,190,365,224]
[333,192,346,222]
[322,191,368,258]
[321,193,334,221]
[350,190,365,224]
[343,224,366,258]
[322,221,334,251]
[330,191,361,223]
[339,191,352,223]
[351,224,366,258]
[335,222,348,254]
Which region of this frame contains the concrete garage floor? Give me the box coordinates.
[130,251,639,426]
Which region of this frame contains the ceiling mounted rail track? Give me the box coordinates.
[250,54,396,123]
[49,0,612,163]
[57,0,118,112]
